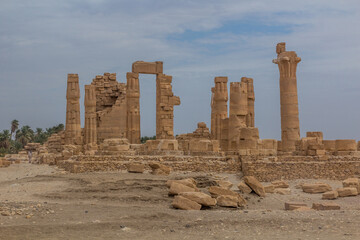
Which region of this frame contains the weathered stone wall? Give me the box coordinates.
[91,73,127,143]
[58,155,241,173]
[242,155,360,181]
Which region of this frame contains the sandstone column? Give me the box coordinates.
[273,42,301,152]
[211,77,228,140]
[156,73,180,139]
[126,72,140,144]
[242,77,255,127]
[84,85,97,145]
[228,81,248,150]
[65,74,82,145]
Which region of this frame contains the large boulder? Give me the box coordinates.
[149,162,171,175]
[179,192,216,207]
[166,178,197,189]
[237,181,252,194]
[172,196,201,210]
[169,182,198,195]
[342,178,360,193]
[216,195,238,208]
[312,202,340,210]
[337,187,358,197]
[208,186,246,207]
[243,176,265,197]
[302,183,332,193]
[322,191,339,200]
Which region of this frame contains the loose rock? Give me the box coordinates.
[172,196,201,210]
[302,183,332,193]
[179,192,216,207]
[243,176,266,197]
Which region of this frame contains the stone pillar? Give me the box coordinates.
[242,77,255,127]
[273,42,301,152]
[65,74,82,145]
[211,77,228,140]
[156,73,180,139]
[126,72,140,144]
[228,81,248,149]
[84,85,97,145]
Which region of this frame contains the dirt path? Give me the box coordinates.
[0,163,359,240]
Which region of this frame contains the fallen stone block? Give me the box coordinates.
[179,192,216,207]
[322,191,339,200]
[275,188,291,195]
[293,206,313,212]
[285,202,307,211]
[302,183,332,193]
[342,178,360,193]
[271,180,289,188]
[216,195,238,208]
[172,196,201,210]
[169,182,198,195]
[264,185,275,193]
[218,180,233,190]
[149,162,171,175]
[208,186,246,207]
[312,202,340,210]
[337,187,358,197]
[127,163,145,173]
[166,178,197,189]
[237,181,252,194]
[243,176,266,197]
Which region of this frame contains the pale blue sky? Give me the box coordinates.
[1,0,359,140]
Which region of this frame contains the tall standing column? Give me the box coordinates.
[84,85,97,145]
[211,77,228,140]
[156,73,180,139]
[273,42,301,152]
[65,74,82,145]
[126,72,140,144]
[228,81,248,149]
[242,77,255,127]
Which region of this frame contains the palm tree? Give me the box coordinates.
[10,119,19,140]
[0,130,11,149]
[15,125,34,147]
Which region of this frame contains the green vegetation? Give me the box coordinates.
[0,120,64,157]
[140,135,156,144]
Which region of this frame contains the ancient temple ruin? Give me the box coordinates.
[17,43,358,181]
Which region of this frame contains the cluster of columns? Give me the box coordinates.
[273,42,301,152]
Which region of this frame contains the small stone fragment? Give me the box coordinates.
[275,188,291,195]
[127,163,145,173]
[218,180,233,190]
[312,202,341,210]
[149,162,171,175]
[166,178,197,189]
[271,180,289,188]
[337,187,358,197]
[322,191,339,200]
[264,184,275,193]
[302,183,332,193]
[342,178,360,193]
[285,202,307,211]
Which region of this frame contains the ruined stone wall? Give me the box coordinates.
[242,155,360,181]
[57,155,240,174]
[91,73,127,143]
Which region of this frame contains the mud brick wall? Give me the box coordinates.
[242,155,360,181]
[58,155,241,173]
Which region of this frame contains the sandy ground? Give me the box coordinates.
[0,162,359,240]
